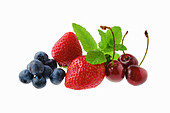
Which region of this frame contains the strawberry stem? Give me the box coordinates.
[121,31,128,59]
[139,30,149,67]
[100,26,115,66]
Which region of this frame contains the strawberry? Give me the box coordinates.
[51,32,82,66]
[65,56,105,90]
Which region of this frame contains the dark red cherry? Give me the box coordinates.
[118,53,138,69]
[106,61,124,82]
[126,30,149,86]
[100,25,125,83]
[118,31,138,70]
[126,65,147,86]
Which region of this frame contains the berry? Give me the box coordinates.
[34,51,49,64]
[126,30,149,86]
[32,76,46,89]
[27,59,44,75]
[44,59,57,70]
[42,65,53,79]
[118,54,138,69]
[65,56,105,90]
[50,68,66,85]
[126,65,147,86]
[106,61,124,82]
[51,32,82,66]
[118,31,138,70]
[100,25,125,82]
[19,69,33,84]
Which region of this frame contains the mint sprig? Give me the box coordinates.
[98,26,123,49]
[72,23,127,65]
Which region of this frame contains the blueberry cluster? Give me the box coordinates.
[19,51,66,89]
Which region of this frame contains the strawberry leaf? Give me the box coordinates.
[72,23,97,52]
[86,50,106,65]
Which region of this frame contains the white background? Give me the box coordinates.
[0,0,169,113]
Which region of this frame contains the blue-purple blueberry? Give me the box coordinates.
[42,65,53,79]
[32,76,46,89]
[34,51,48,64]
[45,59,57,70]
[19,69,33,84]
[50,68,66,85]
[27,59,44,75]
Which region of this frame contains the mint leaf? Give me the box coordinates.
[102,45,113,52]
[98,26,125,51]
[101,44,127,52]
[72,23,97,52]
[98,29,107,49]
[115,44,127,51]
[112,26,122,44]
[86,50,106,64]
[106,26,122,47]
[105,54,112,63]
[103,51,120,60]
[113,52,120,60]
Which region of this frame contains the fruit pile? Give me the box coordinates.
[19,23,149,90]
[19,51,66,89]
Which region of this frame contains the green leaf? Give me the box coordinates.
[103,51,120,60]
[101,44,127,52]
[86,50,107,64]
[72,23,97,52]
[98,29,107,49]
[115,44,127,51]
[106,26,122,47]
[102,44,113,52]
[114,52,120,60]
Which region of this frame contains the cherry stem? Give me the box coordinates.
[121,31,128,59]
[100,25,115,66]
[139,30,149,67]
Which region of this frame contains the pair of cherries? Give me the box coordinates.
[100,26,149,86]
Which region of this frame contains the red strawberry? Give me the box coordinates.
[65,56,105,90]
[51,32,82,66]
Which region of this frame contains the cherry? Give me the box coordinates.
[105,61,124,82]
[126,65,147,86]
[118,31,138,69]
[118,53,138,69]
[100,26,124,82]
[126,30,149,86]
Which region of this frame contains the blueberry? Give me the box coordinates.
[44,59,57,70]
[34,51,48,64]
[42,65,53,79]
[50,68,66,85]
[19,69,33,84]
[27,59,44,75]
[32,76,46,89]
